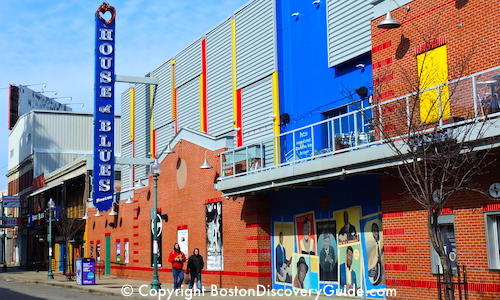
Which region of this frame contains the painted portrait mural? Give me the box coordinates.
[271,203,385,298]
[361,213,386,298]
[274,222,294,284]
[291,254,319,290]
[316,220,338,282]
[295,211,316,255]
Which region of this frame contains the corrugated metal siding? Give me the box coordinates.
[121,141,133,189]
[33,113,93,150]
[326,0,372,67]
[175,38,202,88]
[235,0,276,89]
[132,84,150,180]
[177,78,200,131]
[241,75,274,145]
[121,89,131,147]
[206,18,233,137]
[151,59,173,131]
[33,152,87,178]
[154,125,175,157]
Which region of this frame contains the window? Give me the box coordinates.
[485,213,500,269]
[431,214,458,274]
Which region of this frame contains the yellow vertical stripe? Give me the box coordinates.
[231,18,238,129]
[150,75,154,158]
[130,88,135,141]
[171,60,176,121]
[199,74,205,131]
[417,45,450,123]
[272,71,280,164]
[83,221,89,257]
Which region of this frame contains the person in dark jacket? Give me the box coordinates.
[168,243,186,290]
[186,248,204,290]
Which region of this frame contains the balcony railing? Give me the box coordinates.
[220,65,500,180]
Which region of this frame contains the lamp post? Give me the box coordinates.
[150,158,162,290]
[47,198,55,279]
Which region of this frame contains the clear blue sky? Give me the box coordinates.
[0,1,250,191]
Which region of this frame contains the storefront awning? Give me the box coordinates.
[28,181,64,197]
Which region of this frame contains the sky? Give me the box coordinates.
[0,0,250,191]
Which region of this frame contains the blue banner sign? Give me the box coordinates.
[93,3,116,212]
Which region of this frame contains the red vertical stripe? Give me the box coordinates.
[201,39,208,132]
[236,89,243,147]
[152,129,157,158]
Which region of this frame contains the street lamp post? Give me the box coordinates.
[150,159,162,290]
[47,198,55,279]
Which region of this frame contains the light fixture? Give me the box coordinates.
[164,143,175,154]
[63,102,84,107]
[41,91,58,95]
[108,203,118,216]
[199,150,214,169]
[53,97,73,101]
[291,12,299,17]
[377,0,410,29]
[22,83,46,88]
[94,210,103,217]
[355,86,369,97]
[312,0,320,4]
[82,212,90,220]
[125,197,135,204]
[134,179,145,188]
[150,158,162,175]
[356,63,365,68]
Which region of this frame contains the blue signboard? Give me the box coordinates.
[93,3,116,212]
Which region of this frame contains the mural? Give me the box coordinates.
[206,201,222,270]
[316,220,338,282]
[291,254,319,290]
[295,211,316,255]
[274,222,294,284]
[361,213,386,298]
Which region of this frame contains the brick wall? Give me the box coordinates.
[381,166,500,300]
[372,0,500,139]
[86,140,271,288]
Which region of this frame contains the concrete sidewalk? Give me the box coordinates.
[0,268,358,300]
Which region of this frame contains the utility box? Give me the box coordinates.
[76,258,96,285]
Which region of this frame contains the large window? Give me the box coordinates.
[485,213,500,269]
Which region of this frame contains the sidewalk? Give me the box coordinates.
[0,268,357,300]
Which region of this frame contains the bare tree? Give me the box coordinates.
[368,31,497,299]
[53,205,85,274]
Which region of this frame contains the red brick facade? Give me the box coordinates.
[373,1,500,299]
[381,167,500,299]
[85,140,271,288]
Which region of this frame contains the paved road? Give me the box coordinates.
[0,277,124,300]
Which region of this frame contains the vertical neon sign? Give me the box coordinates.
[93,3,116,212]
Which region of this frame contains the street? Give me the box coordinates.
[0,277,124,300]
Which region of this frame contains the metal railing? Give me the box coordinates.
[220,65,500,180]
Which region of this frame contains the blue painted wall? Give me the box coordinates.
[277,0,372,132]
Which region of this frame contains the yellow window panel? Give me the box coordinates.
[417,45,450,123]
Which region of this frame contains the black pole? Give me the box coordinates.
[3,234,6,272]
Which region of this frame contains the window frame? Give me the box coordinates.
[484,212,500,270]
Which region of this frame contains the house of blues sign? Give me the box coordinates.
[93,2,116,212]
